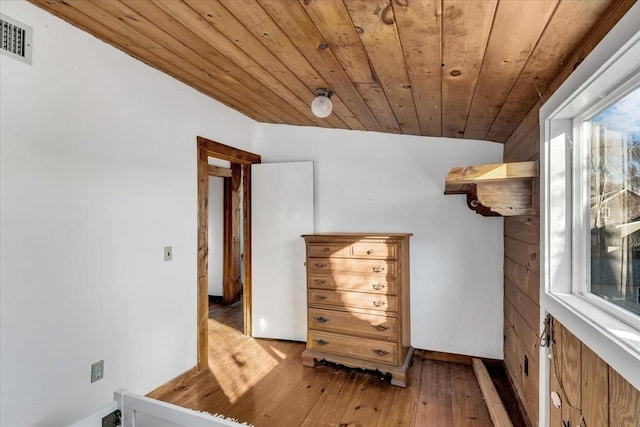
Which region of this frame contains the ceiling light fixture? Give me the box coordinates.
[311,88,333,118]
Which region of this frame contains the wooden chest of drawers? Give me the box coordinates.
[301,233,413,387]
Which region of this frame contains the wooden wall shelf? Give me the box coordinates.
[444,161,538,217]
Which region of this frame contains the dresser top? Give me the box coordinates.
[302,233,412,239]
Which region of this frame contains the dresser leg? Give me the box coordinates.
[301,350,316,368]
[390,371,407,387]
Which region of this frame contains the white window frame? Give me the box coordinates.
[540,2,640,424]
[574,78,640,331]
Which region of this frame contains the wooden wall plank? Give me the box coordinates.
[504,125,540,164]
[504,236,540,275]
[609,366,640,426]
[392,0,443,136]
[464,0,559,141]
[504,321,539,426]
[559,326,582,427]
[343,0,421,135]
[300,0,401,134]
[257,0,383,131]
[441,0,496,138]
[505,277,539,332]
[504,258,540,307]
[504,298,539,367]
[502,4,635,425]
[581,344,609,427]
[549,319,562,427]
[505,215,540,245]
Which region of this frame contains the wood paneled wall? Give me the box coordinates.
[501,2,636,425]
[549,318,640,426]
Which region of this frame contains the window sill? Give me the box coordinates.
[543,291,640,391]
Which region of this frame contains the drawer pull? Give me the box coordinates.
[314,316,329,323]
[371,283,386,290]
[372,266,385,273]
[372,324,389,331]
[322,247,330,252]
[373,300,386,307]
[314,279,327,285]
[314,263,327,268]
[366,249,375,254]
[315,295,327,300]
[314,338,329,346]
[372,349,389,356]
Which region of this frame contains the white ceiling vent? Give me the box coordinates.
[1,14,33,65]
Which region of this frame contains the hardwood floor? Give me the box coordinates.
[157,301,494,426]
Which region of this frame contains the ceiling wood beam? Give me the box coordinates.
[102,0,311,126]
[258,0,383,132]
[490,0,615,143]
[144,0,335,128]
[183,0,348,130]
[441,0,497,138]
[464,0,559,141]
[300,0,401,134]
[220,0,365,130]
[207,165,233,178]
[343,0,421,135]
[393,0,443,137]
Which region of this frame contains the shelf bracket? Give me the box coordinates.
[444,161,539,217]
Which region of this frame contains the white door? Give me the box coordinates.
[251,161,314,341]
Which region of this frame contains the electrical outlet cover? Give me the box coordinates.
[91,360,104,383]
[164,246,172,261]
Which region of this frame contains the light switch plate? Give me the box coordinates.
[164,246,172,261]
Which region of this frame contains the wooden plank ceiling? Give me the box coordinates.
[30,0,618,143]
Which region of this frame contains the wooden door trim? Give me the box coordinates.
[197,136,261,371]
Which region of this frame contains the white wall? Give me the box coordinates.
[0,2,255,426]
[208,176,224,296]
[253,125,504,359]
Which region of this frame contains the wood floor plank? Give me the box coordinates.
[304,369,368,425]
[338,373,389,426]
[158,302,504,426]
[450,364,493,426]
[376,356,423,426]
[415,359,453,424]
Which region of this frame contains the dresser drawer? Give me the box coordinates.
[350,242,397,259]
[309,308,398,340]
[307,274,396,295]
[308,330,397,365]
[308,258,396,277]
[309,289,397,312]
[308,243,349,258]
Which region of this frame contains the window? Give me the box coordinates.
[541,2,640,395]
[578,85,640,321]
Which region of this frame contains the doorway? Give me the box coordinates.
[196,136,261,371]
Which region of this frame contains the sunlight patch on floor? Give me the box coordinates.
[208,318,285,403]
